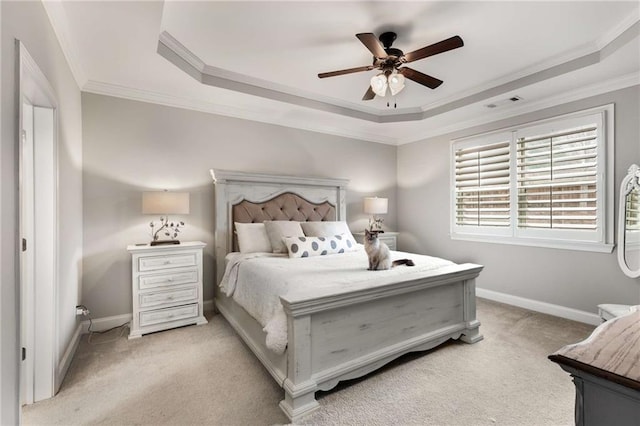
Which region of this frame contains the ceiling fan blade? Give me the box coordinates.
[356,33,388,58]
[399,67,443,89]
[403,35,464,63]
[318,65,374,79]
[362,86,375,101]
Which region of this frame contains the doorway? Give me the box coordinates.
[18,42,59,406]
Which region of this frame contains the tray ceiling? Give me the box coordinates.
[47,1,639,144]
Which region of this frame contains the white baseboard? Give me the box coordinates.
[80,303,215,335]
[81,313,133,334]
[476,287,601,326]
[56,322,82,392]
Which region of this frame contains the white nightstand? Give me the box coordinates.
[353,231,399,251]
[127,241,208,339]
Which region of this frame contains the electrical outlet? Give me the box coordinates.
[75,305,90,316]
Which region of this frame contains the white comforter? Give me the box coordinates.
[220,246,455,354]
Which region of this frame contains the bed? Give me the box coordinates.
[211,169,483,422]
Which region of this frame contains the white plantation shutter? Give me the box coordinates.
[451,106,613,252]
[516,124,598,230]
[455,141,510,227]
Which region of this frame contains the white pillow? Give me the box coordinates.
[301,221,355,239]
[234,222,272,253]
[263,221,305,253]
[283,234,358,258]
[301,221,357,247]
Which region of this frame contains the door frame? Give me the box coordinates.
[18,40,59,405]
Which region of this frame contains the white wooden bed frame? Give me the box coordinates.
[211,169,483,422]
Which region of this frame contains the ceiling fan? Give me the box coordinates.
[318,32,464,101]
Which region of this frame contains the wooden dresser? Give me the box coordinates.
[549,310,640,425]
[127,241,208,338]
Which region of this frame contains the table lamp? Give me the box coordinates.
[364,197,388,232]
[142,190,190,245]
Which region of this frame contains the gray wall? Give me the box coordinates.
[81,93,398,319]
[397,86,640,314]
[1,1,83,424]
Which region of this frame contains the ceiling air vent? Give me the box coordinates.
[485,95,522,109]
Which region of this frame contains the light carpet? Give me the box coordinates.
[23,299,594,425]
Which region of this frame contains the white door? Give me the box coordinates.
[18,42,58,407]
[19,102,35,405]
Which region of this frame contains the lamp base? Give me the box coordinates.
[369,216,385,233]
[150,240,180,246]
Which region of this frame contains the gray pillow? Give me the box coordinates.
[264,221,305,253]
[234,222,272,253]
[301,221,354,239]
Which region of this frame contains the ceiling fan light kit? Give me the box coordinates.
[388,71,405,96]
[370,70,406,97]
[318,31,463,102]
[370,73,388,97]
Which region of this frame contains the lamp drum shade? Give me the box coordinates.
[142,191,190,215]
[364,197,388,215]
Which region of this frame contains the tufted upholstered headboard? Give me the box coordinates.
[233,192,336,224]
[211,169,349,284]
[232,192,336,251]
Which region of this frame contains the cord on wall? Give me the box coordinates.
[75,304,90,316]
[76,304,130,344]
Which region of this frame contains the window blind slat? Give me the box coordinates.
[519,153,597,168]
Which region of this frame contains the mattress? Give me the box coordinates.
[220,246,455,354]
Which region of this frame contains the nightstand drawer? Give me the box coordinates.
[138,269,198,290]
[138,253,197,272]
[139,286,198,309]
[139,303,198,327]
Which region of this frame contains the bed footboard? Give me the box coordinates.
[278,263,483,421]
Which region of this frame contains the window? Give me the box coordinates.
[451,105,614,252]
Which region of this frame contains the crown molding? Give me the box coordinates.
[82,80,398,145]
[404,16,639,116]
[596,13,639,50]
[41,0,87,88]
[397,72,640,145]
[157,30,205,73]
[82,71,638,148]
